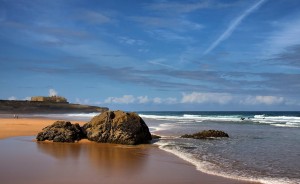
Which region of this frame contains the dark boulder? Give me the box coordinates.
[83,110,152,145]
[181,130,229,139]
[36,121,85,142]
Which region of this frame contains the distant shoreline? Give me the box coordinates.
[0,100,108,114]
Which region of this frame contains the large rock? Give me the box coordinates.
[181,130,229,139]
[36,121,85,142]
[83,110,152,145]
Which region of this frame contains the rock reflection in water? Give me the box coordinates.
[0,137,256,184]
[36,142,81,159]
[36,140,148,175]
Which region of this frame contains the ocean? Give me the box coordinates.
[32,111,300,184]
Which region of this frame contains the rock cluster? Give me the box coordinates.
[36,121,85,142]
[181,130,229,139]
[36,110,152,145]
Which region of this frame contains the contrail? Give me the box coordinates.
[203,0,267,55]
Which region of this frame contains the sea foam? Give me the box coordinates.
[140,113,300,128]
[155,139,299,184]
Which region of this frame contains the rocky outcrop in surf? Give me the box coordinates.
[181,130,229,139]
[83,110,152,145]
[36,121,85,142]
[36,110,152,145]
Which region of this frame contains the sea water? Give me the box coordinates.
[33,111,300,184]
[139,111,300,184]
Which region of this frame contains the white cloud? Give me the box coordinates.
[241,95,284,105]
[137,96,150,104]
[101,93,295,107]
[104,95,136,104]
[75,98,90,104]
[165,97,178,104]
[49,89,58,97]
[103,95,178,105]
[8,96,17,100]
[8,96,32,101]
[153,97,162,104]
[24,97,31,101]
[204,0,267,55]
[153,97,178,104]
[181,92,232,104]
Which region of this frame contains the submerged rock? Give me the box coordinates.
[36,121,85,142]
[83,110,152,145]
[181,130,229,139]
[151,134,161,139]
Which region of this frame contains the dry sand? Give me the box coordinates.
[0,117,260,184]
[0,117,85,139]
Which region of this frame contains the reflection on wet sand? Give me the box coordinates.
[0,137,258,184]
[36,140,148,175]
[36,141,82,159]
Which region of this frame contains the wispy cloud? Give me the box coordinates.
[240,95,284,105]
[148,58,177,69]
[104,95,136,104]
[145,1,209,13]
[118,36,145,46]
[181,92,232,104]
[129,16,175,28]
[79,10,113,24]
[147,29,192,42]
[130,16,203,31]
[20,61,300,96]
[204,0,267,55]
[103,95,178,104]
[263,18,300,58]
[269,44,300,68]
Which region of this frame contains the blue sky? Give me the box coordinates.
[1,0,300,111]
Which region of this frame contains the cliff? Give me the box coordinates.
[0,100,108,114]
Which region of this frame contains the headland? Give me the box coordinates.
[0,98,108,114]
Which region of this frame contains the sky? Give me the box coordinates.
[0,0,300,111]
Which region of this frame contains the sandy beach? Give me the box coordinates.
[0,117,86,140]
[0,116,259,184]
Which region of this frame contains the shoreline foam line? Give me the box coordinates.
[155,140,297,184]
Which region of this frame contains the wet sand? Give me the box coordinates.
[0,117,259,184]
